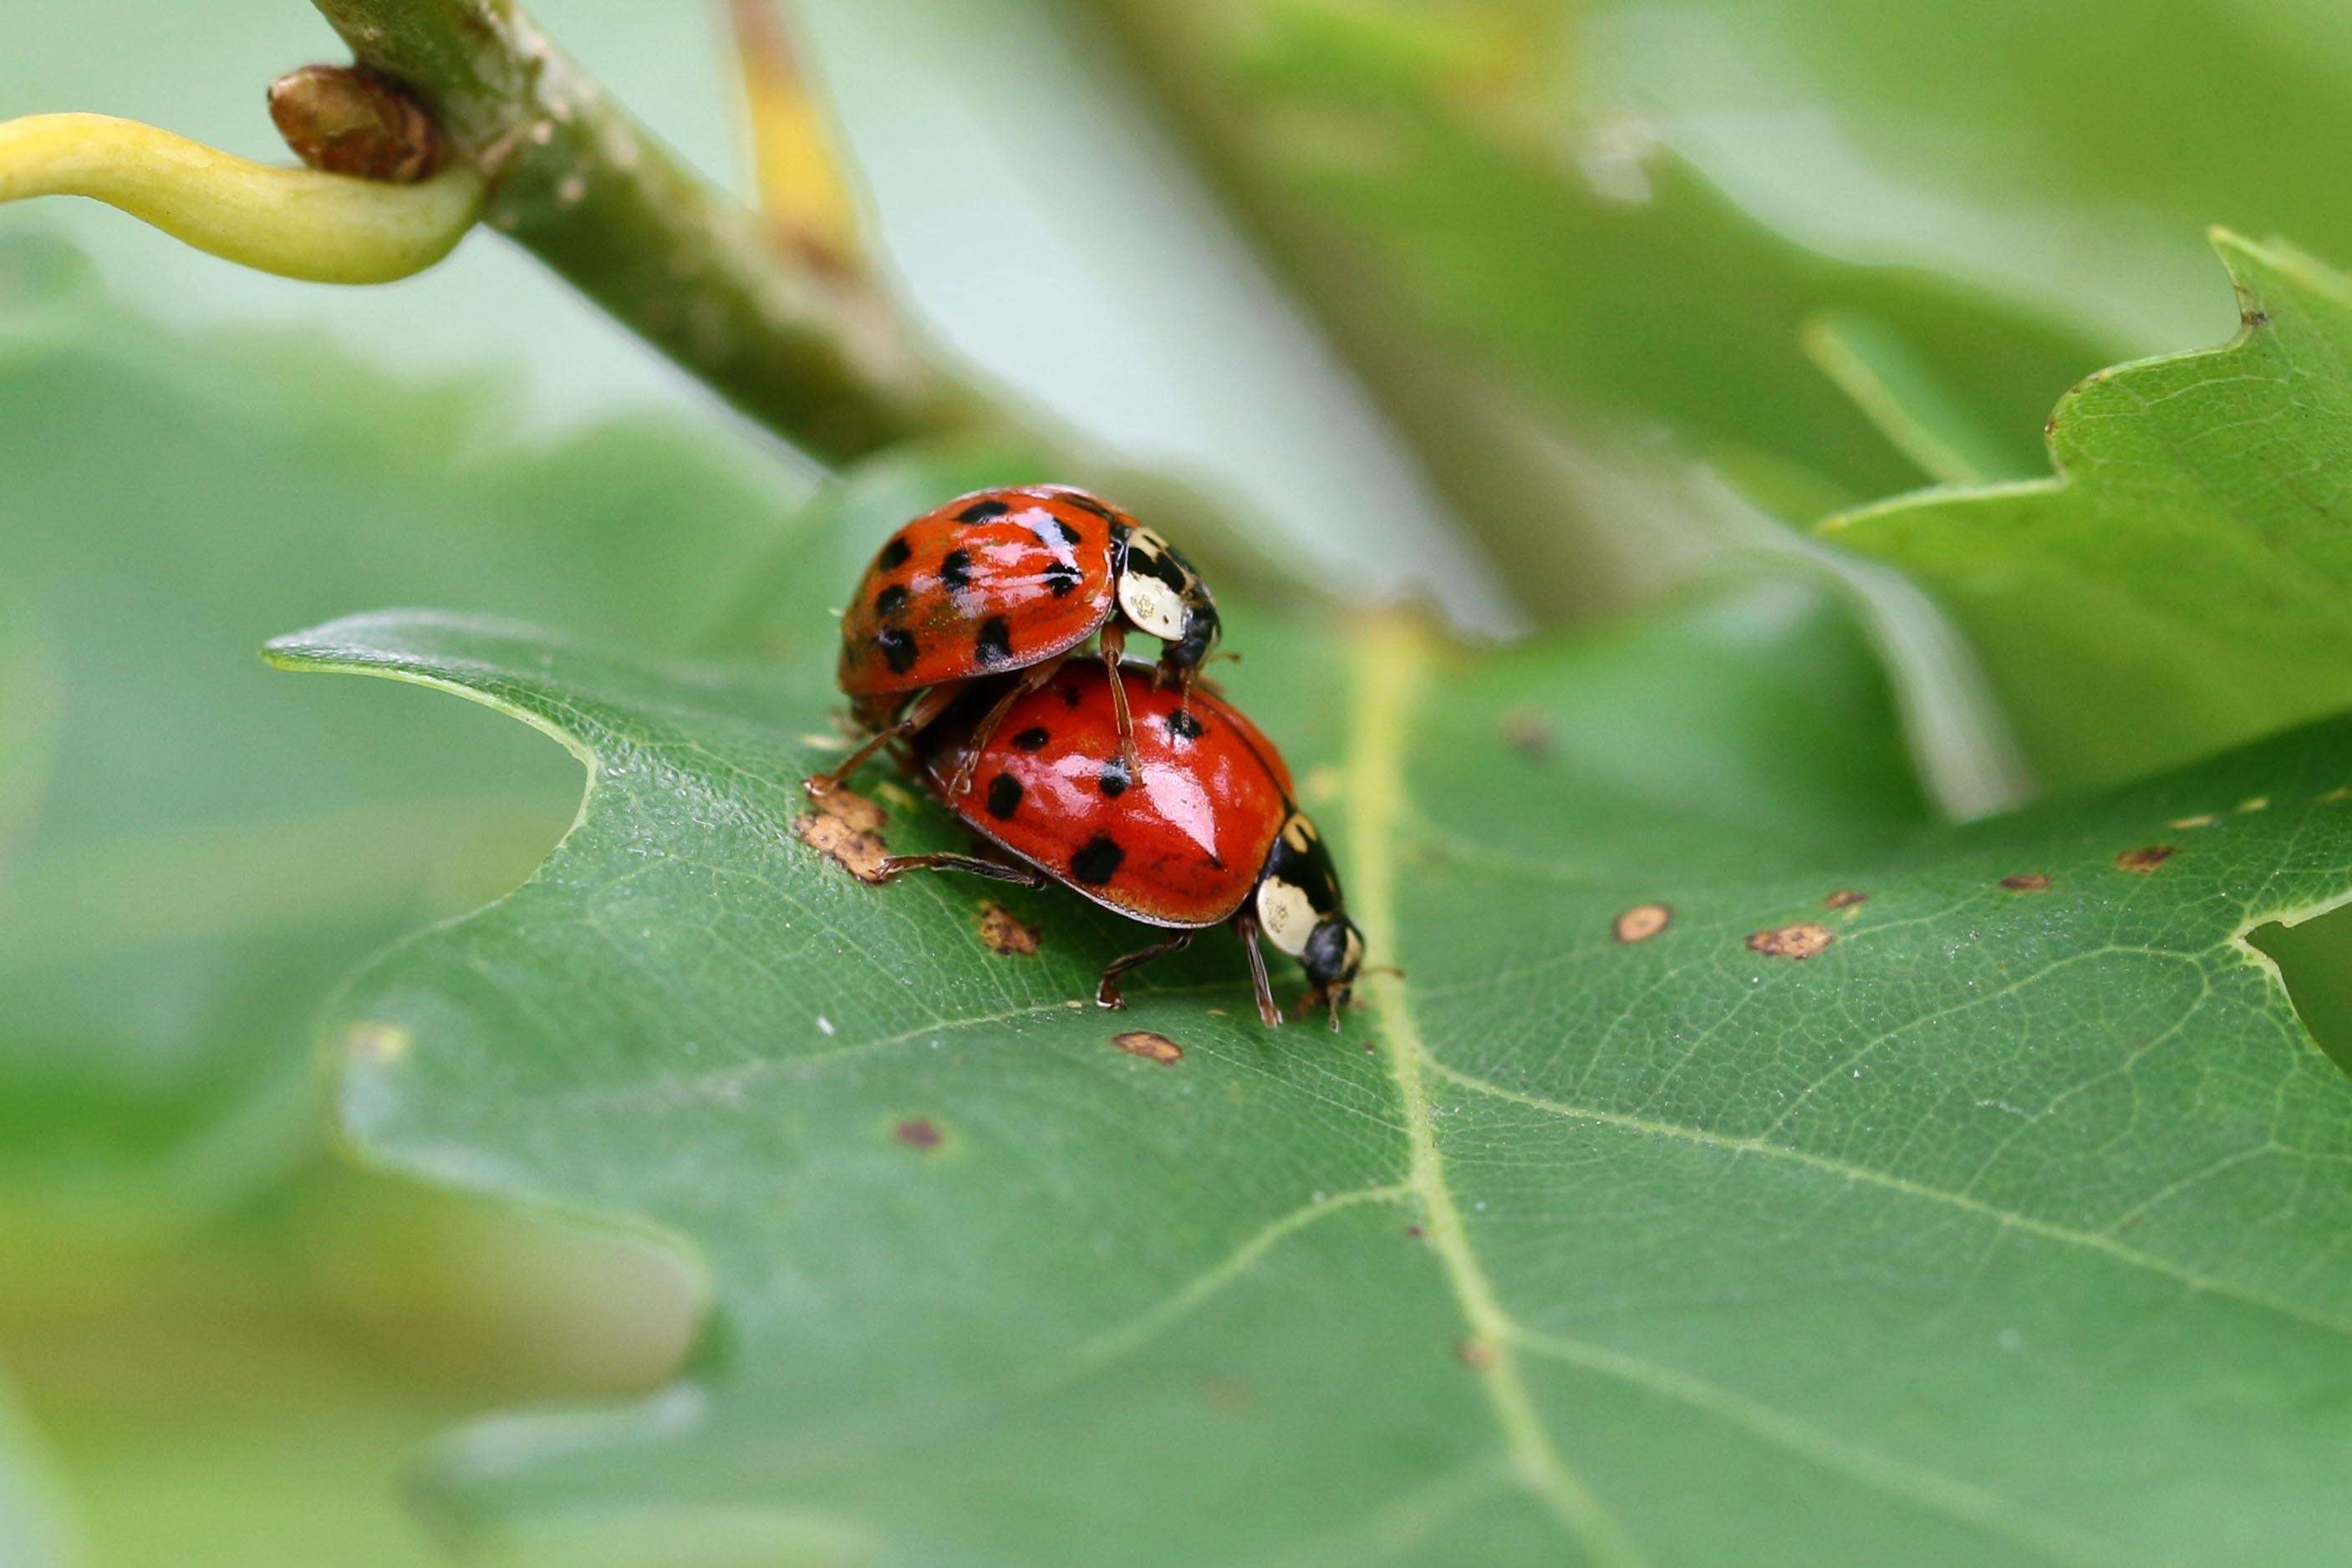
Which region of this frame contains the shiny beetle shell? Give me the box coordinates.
[917,663,1291,929]
[837,486,1126,698]
[837,485,1222,701]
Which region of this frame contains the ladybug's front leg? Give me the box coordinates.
[1094,929,1194,1011]
[1097,624,1144,780]
[1230,910,1285,1028]
[806,683,959,796]
[944,656,1067,799]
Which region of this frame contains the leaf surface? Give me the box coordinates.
[272,557,2352,1565]
[1826,235,2352,791]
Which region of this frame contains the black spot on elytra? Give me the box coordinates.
[1070,834,1124,885]
[1060,492,1118,521]
[957,499,1012,523]
[1166,707,1204,741]
[1099,757,1130,797]
[1013,726,1051,751]
[874,583,909,618]
[975,617,1013,666]
[1056,519,1082,545]
[878,628,918,674]
[986,773,1023,820]
[877,536,912,571]
[1059,682,1083,707]
[939,547,972,588]
[1044,561,1082,597]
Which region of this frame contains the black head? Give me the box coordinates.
[1165,597,1222,672]
[1253,812,1366,1030]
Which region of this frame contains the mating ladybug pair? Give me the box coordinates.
[810,485,1365,1030]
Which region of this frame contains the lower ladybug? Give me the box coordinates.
[810,485,1220,797]
[874,662,1363,1029]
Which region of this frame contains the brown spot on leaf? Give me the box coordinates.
[1112,1031,1183,1065]
[892,1117,944,1150]
[1823,889,1868,909]
[1403,1224,1425,1240]
[1747,923,1834,960]
[2326,787,2352,804]
[813,783,884,832]
[1499,706,1553,757]
[977,902,1041,955]
[2000,873,2052,892]
[1613,903,1672,944]
[797,785,890,883]
[1454,1336,1496,1371]
[2243,308,2271,328]
[2115,846,2176,873]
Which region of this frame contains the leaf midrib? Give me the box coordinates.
[1345,619,2151,1568]
[1347,618,1646,1567]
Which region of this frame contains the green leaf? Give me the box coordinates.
[1098,0,2113,599]
[270,561,2352,1565]
[1580,0,2352,354]
[0,1171,695,1568]
[0,1377,73,1568]
[1824,234,2352,793]
[1800,311,2031,486]
[0,233,799,1224]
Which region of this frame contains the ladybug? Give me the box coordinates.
[875,661,1365,1030]
[809,485,1221,796]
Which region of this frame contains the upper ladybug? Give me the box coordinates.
[809,486,1220,794]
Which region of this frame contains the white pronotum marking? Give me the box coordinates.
[1117,569,1187,643]
[1257,878,1317,956]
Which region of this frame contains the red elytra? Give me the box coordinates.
[837,486,1122,698]
[811,485,1221,797]
[879,663,1365,1030]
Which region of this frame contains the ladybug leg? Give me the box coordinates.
[875,852,1050,889]
[806,684,958,796]
[1231,910,1284,1028]
[1098,625,1144,778]
[1094,929,1194,1011]
[944,655,1067,799]
[1298,985,1347,1035]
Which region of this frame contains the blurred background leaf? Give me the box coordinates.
[0,233,740,1562]
[0,232,792,1225]
[1576,0,2352,355]
[0,1174,694,1568]
[1093,0,2113,612]
[0,1377,75,1568]
[1825,237,2352,794]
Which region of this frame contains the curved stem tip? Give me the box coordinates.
[0,112,483,284]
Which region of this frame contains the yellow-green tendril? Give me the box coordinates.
[0,113,482,284]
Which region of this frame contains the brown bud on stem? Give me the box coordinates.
[267,64,440,183]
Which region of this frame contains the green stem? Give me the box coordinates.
[307,0,996,462]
